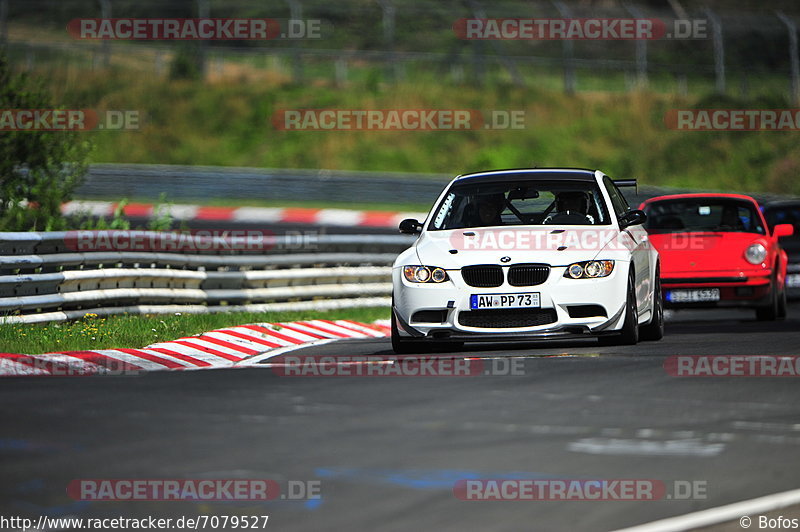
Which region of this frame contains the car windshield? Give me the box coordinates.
[764,204,800,237]
[644,198,766,234]
[427,179,611,230]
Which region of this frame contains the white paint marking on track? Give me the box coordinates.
[567,437,725,457]
[613,487,800,532]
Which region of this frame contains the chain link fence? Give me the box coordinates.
[2,0,799,99]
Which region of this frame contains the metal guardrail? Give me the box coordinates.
[76,164,451,205]
[0,231,415,324]
[73,164,793,208]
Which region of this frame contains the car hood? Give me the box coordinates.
[648,231,769,274]
[414,226,624,269]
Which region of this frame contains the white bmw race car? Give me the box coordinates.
[391,168,663,353]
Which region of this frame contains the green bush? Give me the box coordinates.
[0,54,91,231]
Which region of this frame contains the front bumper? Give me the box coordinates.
[393,263,629,340]
[661,269,774,308]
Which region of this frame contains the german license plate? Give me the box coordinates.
[470,293,540,309]
[786,274,800,288]
[666,288,720,303]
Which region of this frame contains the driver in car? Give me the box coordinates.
[463,194,505,227]
[544,191,595,224]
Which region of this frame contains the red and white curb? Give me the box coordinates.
[0,319,391,377]
[62,200,425,229]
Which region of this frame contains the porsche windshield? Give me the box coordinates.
[644,199,766,234]
[428,180,611,230]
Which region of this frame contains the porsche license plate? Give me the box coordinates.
[666,288,720,303]
[470,293,540,309]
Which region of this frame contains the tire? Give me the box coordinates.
[777,284,788,320]
[598,270,639,346]
[755,281,780,321]
[640,265,664,341]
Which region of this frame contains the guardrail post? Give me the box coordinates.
[468,0,524,87]
[551,0,576,95]
[777,11,800,106]
[287,0,304,83]
[196,0,209,79]
[705,8,725,94]
[624,2,648,88]
[376,0,398,82]
[98,0,111,68]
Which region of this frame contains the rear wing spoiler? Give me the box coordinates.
[612,179,638,193]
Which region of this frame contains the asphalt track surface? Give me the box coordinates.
[2,303,800,532]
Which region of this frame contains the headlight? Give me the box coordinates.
[403,265,449,283]
[564,260,615,279]
[745,243,767,265]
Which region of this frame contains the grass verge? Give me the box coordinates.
[0,307,390,355]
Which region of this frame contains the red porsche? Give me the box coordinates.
[639,193,794,320]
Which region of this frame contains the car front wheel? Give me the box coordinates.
[640,265,664,341]
[599,270,639,346]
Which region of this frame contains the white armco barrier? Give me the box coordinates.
[0,231,413,323]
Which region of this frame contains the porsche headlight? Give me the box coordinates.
[564,260,615,279]
[403,265,449,283]
[745,243,767,265]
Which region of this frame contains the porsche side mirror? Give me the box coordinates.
[399,218,423,234]
[619,209,647,229]
[774,223,794,238]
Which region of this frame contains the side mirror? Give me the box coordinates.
[619,209,647,229]
[774,223,794,238]
[399,218,423,235]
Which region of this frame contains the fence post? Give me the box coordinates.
[705,8,725,94]
[376,0,398,82]
[551,0,575,95]
[335,57,348,86]
[624,2,648,88]
[287,0,304,83]
[777,11,800,106]
[467,0,524,87]
[196,0,209,79]
[98,0,111,67]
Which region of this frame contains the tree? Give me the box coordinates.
[0,53,91,231]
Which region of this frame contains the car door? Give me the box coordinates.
[603,176,651,319]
